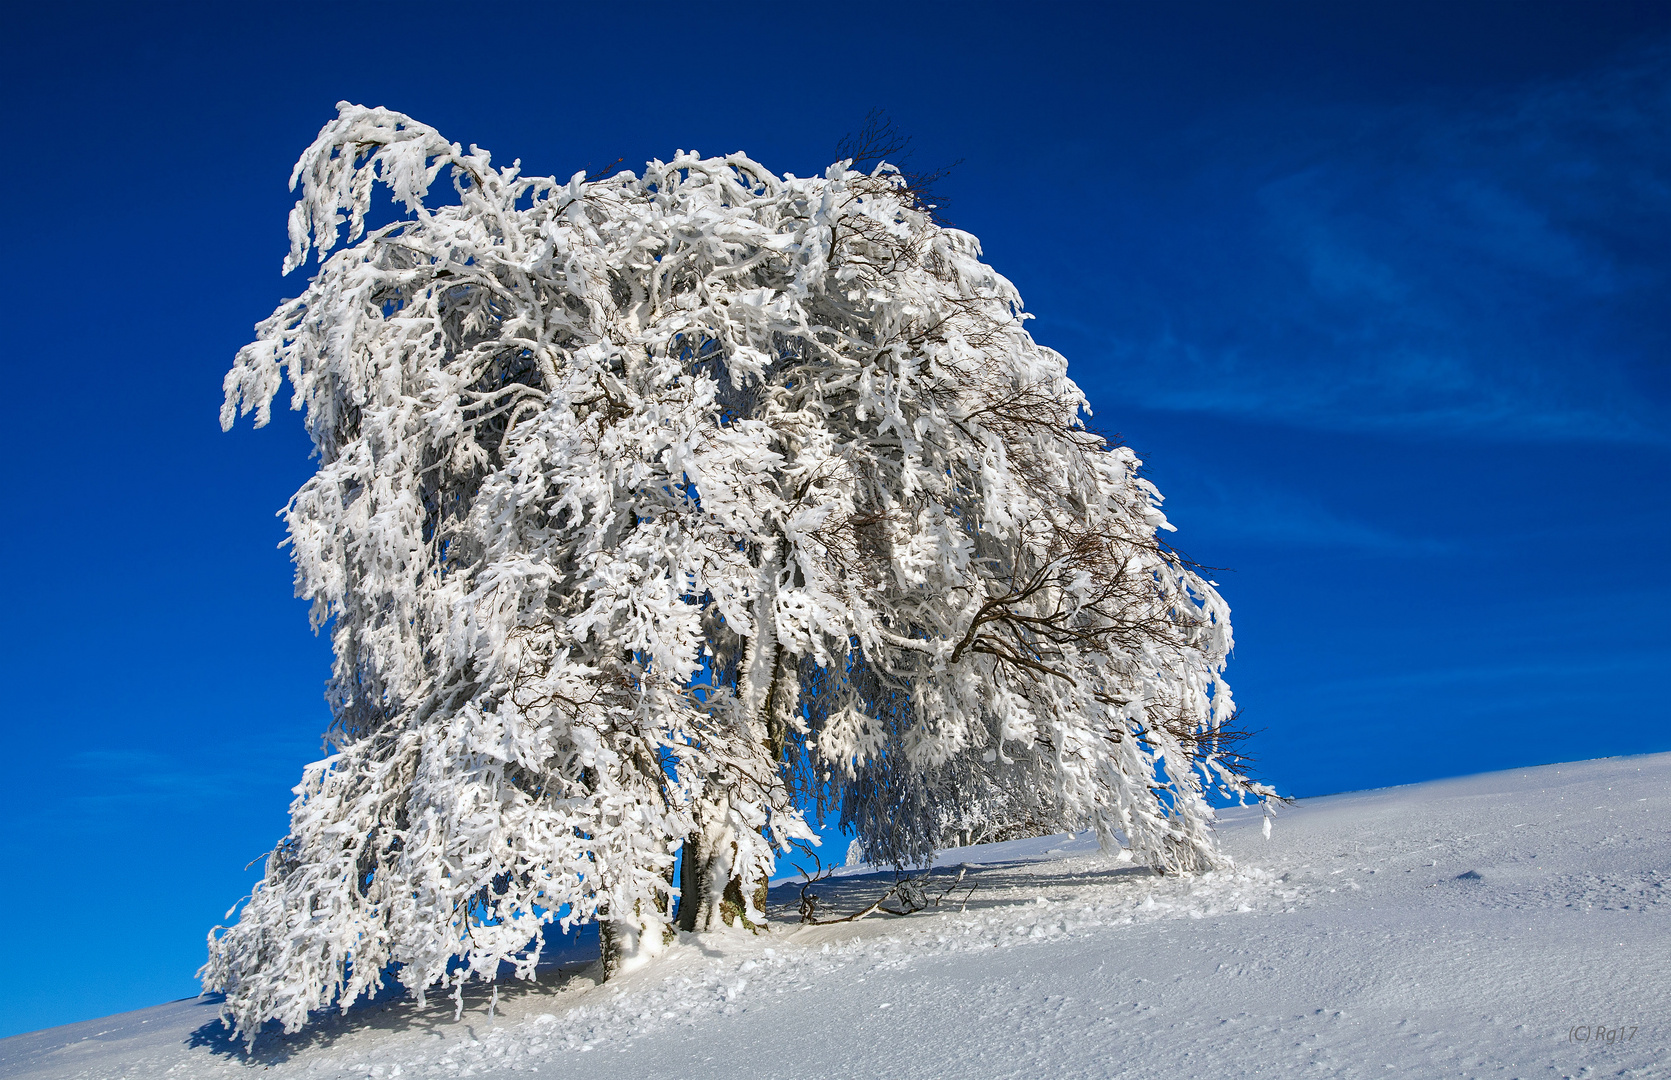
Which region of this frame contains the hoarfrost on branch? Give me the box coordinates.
[203,103,1273,1040]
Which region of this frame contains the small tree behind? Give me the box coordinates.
[204,103,1272,1041]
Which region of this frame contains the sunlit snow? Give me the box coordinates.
[3,753,1664,1078]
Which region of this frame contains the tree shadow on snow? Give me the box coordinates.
[187,923,602,1066]
[765,858,1160,923]
[189,859,1156,1064]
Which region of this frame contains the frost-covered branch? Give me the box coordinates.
[204,103,1273,1043]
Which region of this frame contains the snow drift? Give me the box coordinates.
[3,753,1665,1079]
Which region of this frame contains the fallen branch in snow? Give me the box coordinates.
[799,866,978,925]
[931,867,971,908]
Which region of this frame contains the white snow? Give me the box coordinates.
[5,753,1665,1079]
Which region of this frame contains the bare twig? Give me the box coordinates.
[787,842,837,923]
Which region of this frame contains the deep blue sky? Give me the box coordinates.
[1,0,1666,1039]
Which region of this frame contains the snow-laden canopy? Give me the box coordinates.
[204,103,1270,1040]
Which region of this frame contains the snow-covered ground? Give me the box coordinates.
[4,754,1665,1079]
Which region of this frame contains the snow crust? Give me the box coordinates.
[5,753,1665,1079]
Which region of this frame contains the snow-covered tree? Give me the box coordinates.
[203,103,1272,1040]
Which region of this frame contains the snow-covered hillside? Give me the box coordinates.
[4,754,1665,1079]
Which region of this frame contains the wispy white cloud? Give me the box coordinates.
[1297,655,1651,698]
[1163,478,1449,556]
[64,748,252,812]
[1061,42,1671,443]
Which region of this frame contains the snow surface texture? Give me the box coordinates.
[4,754,1665,1079]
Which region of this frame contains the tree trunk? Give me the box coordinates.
[675,791,769,933]
[600,898,673,980]
[676,833,700,932]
